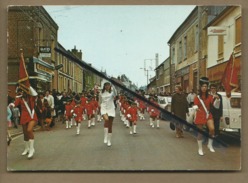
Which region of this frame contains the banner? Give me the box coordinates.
[221,53,239,97]
[18,50,31,94]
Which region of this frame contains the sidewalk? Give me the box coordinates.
[8,125,41,138]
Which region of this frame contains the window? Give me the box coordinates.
[184,36,187,59]
[218,35,224,59]
[195,24,199,52]
[178,41,182,63]
[230,98,241,108]
[171,47,175,64]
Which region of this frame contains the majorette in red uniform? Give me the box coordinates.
[124,100,131,128]
[119,96,126,122]
[192,77,220,156]
[64,98,73,129]
[80,93,87,120]
[14,95,38,125]
[138,99,146,120]
[72,101,84,135]
[147,97,160,128]
[85,97,95,128]
[126,101,138,134]
[91,96,99,124]
[70,98,77,126]
[9,50,38,159]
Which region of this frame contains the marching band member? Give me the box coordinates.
[147,97,160,128]
[72,97,84,135]
[99,81,117,147]
[126,100,138,134]
[193,77,220,156]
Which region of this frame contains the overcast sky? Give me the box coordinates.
[44,5,196,87]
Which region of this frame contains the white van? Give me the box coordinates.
[219,92,241,133]
[185,92,241,134]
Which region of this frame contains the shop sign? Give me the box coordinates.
[36,63,54,75]
[39,46,51,57]
[208,26,227,36]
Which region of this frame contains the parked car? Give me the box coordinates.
[184,92,241,135]
[157,96,172,119]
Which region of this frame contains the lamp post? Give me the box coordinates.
[141,59,155,93]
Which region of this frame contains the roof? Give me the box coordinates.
[167,6,197,44]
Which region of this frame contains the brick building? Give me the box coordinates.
[8,6,58,96]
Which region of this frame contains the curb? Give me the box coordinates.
[10,126,41,139]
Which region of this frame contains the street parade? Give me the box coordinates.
[5,5,242,172]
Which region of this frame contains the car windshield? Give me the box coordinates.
[158,98,166,104]
[230,97,241,108]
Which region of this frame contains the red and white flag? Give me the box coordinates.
[221,53,239,97]
[18,50,31,95]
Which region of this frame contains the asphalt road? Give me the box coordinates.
[7,111,241,171]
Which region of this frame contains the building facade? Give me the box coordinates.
[155,57,171,94]
[206,6,241,90]
[8,6,58,95]
[168,7,208,93]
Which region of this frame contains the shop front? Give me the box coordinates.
[28,57,55,93]
[207,56,241,91]
[175,66,190,92]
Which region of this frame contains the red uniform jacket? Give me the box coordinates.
[73,105,84,122]
[64,104,73,118]
[127,106,138,122]
[80,97,87,107]
[14,96,38,125]
[194,95,214,125]
[148,101,160,117]
[85,102,94,115]
[90,99,99,111]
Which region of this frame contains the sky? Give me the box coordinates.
[44,5,196,87]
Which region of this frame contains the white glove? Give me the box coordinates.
[73,113,77,117]
[151,109,154,112]
[192,105,199,110]
[127,114,131,118]
[8,103,15,108]
[70,110,74,113]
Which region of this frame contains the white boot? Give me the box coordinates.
[207,138,215,152]
[88,120,91,128]
[130,126,133,135]
[149,118,153,126]
[107,133,112,147]
[197,140,204,156]
[104,128,108,143]
[151,120,155,128]
[133,125,137,134]
[156,120,160,128]
[126,120,130,128]
[66,121,69,129]
[69,120,72,128]
[27,139,35,159]
[91,118,95,126]
[76,123,81,134]
[21,141,29,156]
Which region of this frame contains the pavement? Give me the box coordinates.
[8,124,42,138]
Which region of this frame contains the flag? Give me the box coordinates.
[18,50,30,95]
[221,53,239,97]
